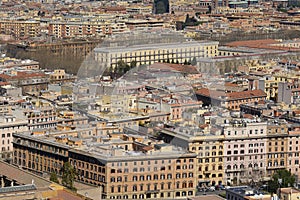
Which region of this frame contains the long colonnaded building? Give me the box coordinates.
[94,40,219,69]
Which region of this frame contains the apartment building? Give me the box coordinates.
[49,21,128,38]
[21,100,57,130]
[266,120,289,176]
[94,41,219,69]
[222,119,268,185]
[159,125,225,187]
[70,146,197,199]
[0,20,41,40]
[257,73,296,101]
[0,105,28,161]
[49,69,76,84]
[13,131,69,176]
[196,88,267,111]
[0,71,49,95]
[287,126,300,179]
[13,129,197,199]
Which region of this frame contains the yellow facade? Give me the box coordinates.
[95,41,219,69]
[189,135,224,186]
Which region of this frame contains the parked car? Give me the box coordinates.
[209,186,215,191]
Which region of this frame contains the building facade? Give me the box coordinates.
[0,20,41,40]
[94,41,219,69]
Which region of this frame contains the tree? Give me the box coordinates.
[117,60,127,68]
[130,60,137,68]
[268,169,296,194]
[62,162,77,191]
[191,57,197,66]
[155,1,166,14]
[50,172,59,184]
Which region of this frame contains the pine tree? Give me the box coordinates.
[62,162,77,191]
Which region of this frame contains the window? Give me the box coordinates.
[133,185,137,192]
[140,175,144,181]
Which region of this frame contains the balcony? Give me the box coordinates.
[267,165,285,169]
[225,168,246,173]
[145,190,160,194]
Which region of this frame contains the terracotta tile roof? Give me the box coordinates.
[142,146,153,151]
[280,188,300,194]
[226,89,266,100]
[0,72,46,81]
[151,63,199,74]
[196,88,266,101]
[226,39,300,51]
[0,82,10,86]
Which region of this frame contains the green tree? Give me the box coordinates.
[62,162,77,191]
[156,1,166,14]
[191,57,197,66]
[268,169,296,194]
[130,60,137,68]
[50,172,59,184]
[117,60,127,68]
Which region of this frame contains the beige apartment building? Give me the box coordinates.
[70,147,197,199]
[13,127,197,199]
[266,120,289,177]
[0,20,41,40]
[159,126,225,187]
[94,41,219,69]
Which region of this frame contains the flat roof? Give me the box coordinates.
[94,41,219,54]
[188,195,225,200]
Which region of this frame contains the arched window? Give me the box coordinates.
[133,185,137,192]
[140,175,144,181]
[117,176,122,182]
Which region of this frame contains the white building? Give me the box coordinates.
[94,40,219,69]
